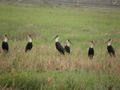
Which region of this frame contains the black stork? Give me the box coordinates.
[64,40,71,54]
[54,35,65,55]
[2,34,9,53]
[25,34,33,52]
[88,41,95,59]
[107,39,115,57]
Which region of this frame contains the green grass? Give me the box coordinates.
[0,3,120,90]
[0,71,120,90]
[0,3,120,46]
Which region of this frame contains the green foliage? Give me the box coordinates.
[0,71,120,90]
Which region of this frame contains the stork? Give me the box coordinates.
[54,35,65,55]
[107,39,115,57]
[64,40,71,54]
[25,34,33,52]
[88,41,94,59]
[2,34,9,53]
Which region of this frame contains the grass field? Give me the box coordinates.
[0,3,120,90]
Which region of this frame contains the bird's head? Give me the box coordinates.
[28,34,32,42]
[107,38,112,46]
[90,40,95,47]
[54,35,59,42]
[105,38,111,44]
[66,39,72,46]
[55,35,59,38]
[5,34,7,37]
[4,34,8,42]
[108,38,112,42]
[28,34,32,38]
[91,40,95,44]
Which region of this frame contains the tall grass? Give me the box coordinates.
[0,71,120,90]
[0,43,120,74]
[0,43,120,90]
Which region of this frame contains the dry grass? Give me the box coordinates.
[0,43,120,75]
[0,86,17,90]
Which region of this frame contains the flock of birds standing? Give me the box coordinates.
[54,35,115,59]
[1,34,116,59]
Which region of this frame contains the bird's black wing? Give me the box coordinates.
[2,42,9,52]
[25,42,33,52]
[55,42,65,55]
[64,45,70,53]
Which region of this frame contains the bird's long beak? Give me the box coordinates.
[53,35,58,40]
[68,40,72,45]
[5,34,8,39]
[90,41,95,46]
[105,39,111,44]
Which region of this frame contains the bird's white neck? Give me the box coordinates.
[55,37,59,42]
[108,41,111,46]
[90,43,94,48]
[90,44,93,48]
[28,37,32,42]
[4,37,8,42]
[66,40,70,47]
